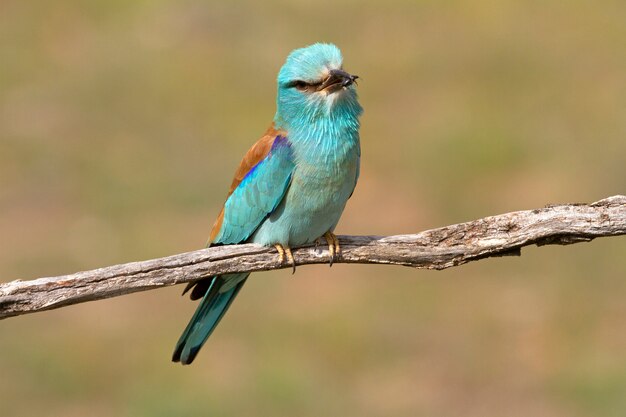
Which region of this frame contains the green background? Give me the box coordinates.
[1,1,625,416]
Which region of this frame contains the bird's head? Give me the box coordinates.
[274,43,362,129]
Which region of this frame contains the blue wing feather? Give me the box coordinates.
[215,135,294,244]
[173,134,294,365]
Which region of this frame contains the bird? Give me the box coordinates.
[172,43,363,365]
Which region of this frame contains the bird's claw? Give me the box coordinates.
[323,231,341,267]
[274,243,296,274]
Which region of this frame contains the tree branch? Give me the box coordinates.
[1,195,624,320]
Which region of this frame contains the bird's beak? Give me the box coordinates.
[318,69,359,93]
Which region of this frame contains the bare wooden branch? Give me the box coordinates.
[1,195,624,320]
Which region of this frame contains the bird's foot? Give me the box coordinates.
[274,243,296,274]
[323,231,341,267]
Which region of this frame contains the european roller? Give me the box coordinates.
[172,43,362,365]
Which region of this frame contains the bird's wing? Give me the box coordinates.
[174,128,294,363]
[209,124,294,245]
[180,125,293,301]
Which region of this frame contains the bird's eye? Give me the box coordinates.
[290,80,310,91]
[287,79,324,92]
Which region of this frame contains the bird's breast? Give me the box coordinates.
[288,141,358,216]
[251,129,360,247]
[293,138,358,199]
[292,155,357,203]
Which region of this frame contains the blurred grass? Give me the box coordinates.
[1,1,625,416]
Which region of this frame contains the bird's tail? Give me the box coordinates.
[172,273,249,365]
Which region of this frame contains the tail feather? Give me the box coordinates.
[172,273,248,365]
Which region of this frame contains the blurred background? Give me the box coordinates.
[1,1,625,416]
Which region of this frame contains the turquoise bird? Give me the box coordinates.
[172,43,362,365]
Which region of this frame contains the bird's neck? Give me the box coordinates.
[292,114,360,166]
[274,98,363,164]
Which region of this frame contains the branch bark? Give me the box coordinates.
[1,195,625,320]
